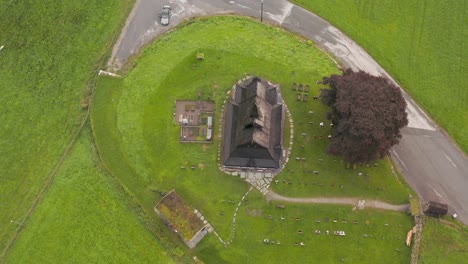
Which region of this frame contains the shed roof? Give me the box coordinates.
[424,201,448,215]
[154,190,205,241]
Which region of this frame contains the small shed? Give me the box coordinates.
[423,201,448,216]
[154,190,209,248]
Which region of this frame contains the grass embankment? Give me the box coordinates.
[419,217,468,263]
[0,0,132,255]
[197,190,413,263]
[93,16,413,263]
[292,0,468,152]
[4,128,174,264]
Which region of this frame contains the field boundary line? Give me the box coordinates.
[0,2,136,260]
[0,80,94,262]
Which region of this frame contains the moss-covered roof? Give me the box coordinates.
[155,191,205,240]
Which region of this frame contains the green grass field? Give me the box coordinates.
[419,217,468,263]
[292,0,468,152]
[195,190,413,263]
[0,0,132,255]
[92,16,341,239]
[92,16,414,263]
[2,0,462,262]
[3,128,174,263]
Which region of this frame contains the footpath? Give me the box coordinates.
[266,190,410,212]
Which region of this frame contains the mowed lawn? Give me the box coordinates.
[195,190,413,264]
[93,16,414,263]
[0,0,132,255]
[4,128,174,264]
[292,0,468,152]
[419,217,468,263]
[92,16,340,241]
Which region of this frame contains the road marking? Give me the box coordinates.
[404,99,436,131]
[232,1,250,10]
[264,2,293,25]
[426,183,446,201]
[391,150,408,171]
[279,2,293,25]
[443,152,458,168]
[171,2,186,17]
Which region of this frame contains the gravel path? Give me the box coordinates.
[266,190,410,212]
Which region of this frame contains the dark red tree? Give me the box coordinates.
[320,70,408,164]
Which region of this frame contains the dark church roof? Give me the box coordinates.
[223,77,283,168]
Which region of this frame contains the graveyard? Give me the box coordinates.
[200,191,413,263]
[91,16,414,263]
[2,1,466,263]
[270,79,412,204]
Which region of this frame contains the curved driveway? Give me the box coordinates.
[108,0,468,225]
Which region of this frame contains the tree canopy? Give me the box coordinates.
[320,70,408,164]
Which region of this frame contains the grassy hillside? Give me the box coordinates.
[4,128,174,264]
[292,0,468,152]
[0,0,132,256]
[92,16,413,263]
[419,217,468,263]
[91,15,340,240]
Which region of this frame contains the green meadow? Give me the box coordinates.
[419,217,468,263]
[4,128,174,264]
[292,0,468,152]
[0,0,133,256]
[2,0,463,262]
[92,16,413,263]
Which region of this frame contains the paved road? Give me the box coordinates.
[108,0,468,225]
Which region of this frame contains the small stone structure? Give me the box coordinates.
[154,190,211,248]
[175,100,215,143]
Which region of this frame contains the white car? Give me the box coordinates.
[160,5,171,26]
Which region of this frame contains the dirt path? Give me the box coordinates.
[266,190,409,212]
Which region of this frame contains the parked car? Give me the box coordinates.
[160,5,171,26]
